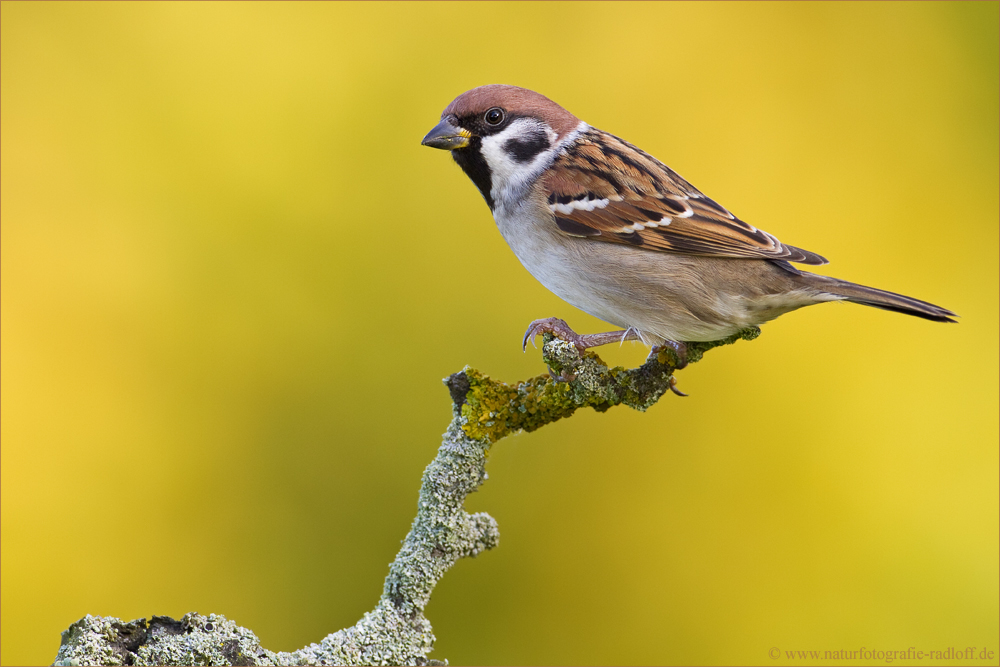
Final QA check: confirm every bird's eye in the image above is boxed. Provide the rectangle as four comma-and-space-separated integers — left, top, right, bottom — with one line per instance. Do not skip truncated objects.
485, 108, 505, 125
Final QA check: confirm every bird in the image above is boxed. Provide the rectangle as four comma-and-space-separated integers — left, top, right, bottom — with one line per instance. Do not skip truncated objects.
421, 84, 956, 371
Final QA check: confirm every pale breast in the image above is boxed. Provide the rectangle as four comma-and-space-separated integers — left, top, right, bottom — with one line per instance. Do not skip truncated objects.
492, 198, 827, 343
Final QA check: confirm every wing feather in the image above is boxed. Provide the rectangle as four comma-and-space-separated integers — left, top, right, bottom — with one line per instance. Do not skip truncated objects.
541, 129, 828, 265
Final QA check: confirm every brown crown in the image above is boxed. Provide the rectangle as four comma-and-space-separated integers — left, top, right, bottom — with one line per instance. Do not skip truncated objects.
442, 85, 581, 139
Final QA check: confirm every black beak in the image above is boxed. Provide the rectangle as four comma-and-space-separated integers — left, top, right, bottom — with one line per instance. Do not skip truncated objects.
421, 118, 471, 150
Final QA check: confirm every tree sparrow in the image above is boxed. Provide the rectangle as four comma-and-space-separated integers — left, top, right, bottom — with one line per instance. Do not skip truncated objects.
421, 85, 956, 366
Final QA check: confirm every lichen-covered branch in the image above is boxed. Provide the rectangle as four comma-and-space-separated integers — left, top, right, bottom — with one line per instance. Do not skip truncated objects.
52, 329, 759, 667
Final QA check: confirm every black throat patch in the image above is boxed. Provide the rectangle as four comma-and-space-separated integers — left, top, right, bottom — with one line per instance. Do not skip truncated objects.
451, 137, 495, 210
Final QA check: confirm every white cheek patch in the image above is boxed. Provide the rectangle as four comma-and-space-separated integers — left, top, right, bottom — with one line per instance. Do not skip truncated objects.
484, 120, 589, 211
481, 119, 551, 195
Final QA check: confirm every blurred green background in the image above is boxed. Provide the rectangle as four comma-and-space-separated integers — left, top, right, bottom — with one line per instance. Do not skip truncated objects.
2, 2, 997, 665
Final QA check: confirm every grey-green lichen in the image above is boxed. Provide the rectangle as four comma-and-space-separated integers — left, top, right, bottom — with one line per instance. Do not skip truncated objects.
52, 329, 758, 667
54, 613, 272, 666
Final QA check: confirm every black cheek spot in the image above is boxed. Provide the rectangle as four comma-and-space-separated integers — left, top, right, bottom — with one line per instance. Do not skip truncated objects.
503, 131, 550, 163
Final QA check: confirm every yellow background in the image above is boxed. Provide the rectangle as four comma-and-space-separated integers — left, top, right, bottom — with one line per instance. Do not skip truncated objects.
2, 2, 997, 665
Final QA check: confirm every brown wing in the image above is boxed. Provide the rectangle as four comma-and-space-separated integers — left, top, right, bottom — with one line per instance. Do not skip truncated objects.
541, 128, 827, 265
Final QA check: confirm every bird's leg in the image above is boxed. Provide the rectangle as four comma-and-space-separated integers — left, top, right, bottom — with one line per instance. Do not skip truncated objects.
522, 317, 643, 353
648, 340, 689, 369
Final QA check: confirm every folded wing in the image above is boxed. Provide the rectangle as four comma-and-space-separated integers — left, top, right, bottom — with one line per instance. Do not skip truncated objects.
541, 129, 827, 265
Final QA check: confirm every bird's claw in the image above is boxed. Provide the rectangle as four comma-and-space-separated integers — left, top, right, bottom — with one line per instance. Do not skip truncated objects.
647, 341, 689, 396
524, 318, 691, 394
522, 317, 587, 352
649, 340, 689, 370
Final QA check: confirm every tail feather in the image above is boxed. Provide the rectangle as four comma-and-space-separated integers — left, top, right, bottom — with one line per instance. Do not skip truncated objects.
819, 278, 957, 323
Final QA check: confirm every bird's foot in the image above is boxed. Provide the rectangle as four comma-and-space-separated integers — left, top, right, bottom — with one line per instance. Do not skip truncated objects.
646, 342, 689, 396
524, 318, 690, 395
649, 340, 689, 370
522, 317, 642, 353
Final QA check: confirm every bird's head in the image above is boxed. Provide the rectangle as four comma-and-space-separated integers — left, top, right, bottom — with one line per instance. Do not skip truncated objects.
422, 85, 581, 210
